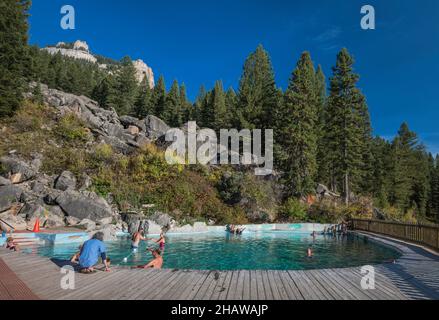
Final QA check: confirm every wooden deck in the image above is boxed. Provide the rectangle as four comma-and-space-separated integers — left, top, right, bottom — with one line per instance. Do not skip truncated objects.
0, 232, 438, 300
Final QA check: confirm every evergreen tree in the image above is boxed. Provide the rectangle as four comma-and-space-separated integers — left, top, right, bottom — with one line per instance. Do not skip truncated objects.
388, 123, 419, 211
193, 85, 207, 126
0, 0, 31, 117
237, 45, 279, 130
431, 156, 439, 222
31, 82, 44, 105
163, 80, 182, 127
179, 83, 191, 123
112, 56, 138, 115
280, 52, 318, 197
315, 65, 329, 184
323, 48, 371, 204
153, 75, 167, 118
92, 76, 117, 109
210, 81, 229, 132
132, 76, 153, 118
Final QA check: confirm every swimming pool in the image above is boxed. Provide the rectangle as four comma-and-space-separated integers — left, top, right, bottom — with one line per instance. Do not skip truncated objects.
24, 231, 401, 271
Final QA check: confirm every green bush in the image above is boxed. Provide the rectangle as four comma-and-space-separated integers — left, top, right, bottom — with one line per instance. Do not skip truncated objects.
55, 114, 89, 143
216, 171, 243, 205
278, 198, 308, 222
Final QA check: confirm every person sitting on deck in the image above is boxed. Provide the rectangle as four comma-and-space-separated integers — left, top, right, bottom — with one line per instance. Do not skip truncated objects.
135, 248, 163, 269
79, 232, 110, 273
131, 228, 147, 251
5, 237, 19, 252
70, 244, 83, 263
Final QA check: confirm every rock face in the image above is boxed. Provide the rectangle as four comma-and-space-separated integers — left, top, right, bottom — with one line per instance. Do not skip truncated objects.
43, 41, 154, 87
0, 185, 23, 213
56, 190, 113, 221
132, 59, 155, 88
0, 156, 37, 183
44, 41, 97, 63
145, 115, 170, 140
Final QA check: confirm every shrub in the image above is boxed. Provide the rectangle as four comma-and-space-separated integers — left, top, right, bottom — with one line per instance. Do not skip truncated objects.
216, 171, 243, 205
55, 114, 89, 143
278, 198, 308, 222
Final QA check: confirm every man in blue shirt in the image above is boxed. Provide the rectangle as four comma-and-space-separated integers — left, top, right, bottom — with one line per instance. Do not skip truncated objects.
79, 232, 110, 273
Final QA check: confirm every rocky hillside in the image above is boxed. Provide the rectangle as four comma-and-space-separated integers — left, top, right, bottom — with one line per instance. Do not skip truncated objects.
44, 40, 155, 88
0, 84, 282, 237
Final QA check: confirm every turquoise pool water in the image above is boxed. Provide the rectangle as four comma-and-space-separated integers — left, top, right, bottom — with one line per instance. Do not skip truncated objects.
24, 231, 401, 270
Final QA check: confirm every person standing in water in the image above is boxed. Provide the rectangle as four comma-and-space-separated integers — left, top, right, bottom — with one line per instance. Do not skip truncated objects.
153, 232, 166, 253
131, 228, 148, 252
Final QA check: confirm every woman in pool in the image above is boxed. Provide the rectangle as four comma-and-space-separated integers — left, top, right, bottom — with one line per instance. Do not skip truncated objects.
151, 232, 166, 252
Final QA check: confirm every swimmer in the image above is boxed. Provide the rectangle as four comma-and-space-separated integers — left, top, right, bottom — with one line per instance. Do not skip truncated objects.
307, 247, 313, 258
131, 228, 147, 251
135, 249, 163, 269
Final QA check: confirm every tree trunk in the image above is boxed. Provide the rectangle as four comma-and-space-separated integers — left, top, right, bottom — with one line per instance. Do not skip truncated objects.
344, 173, 349, 205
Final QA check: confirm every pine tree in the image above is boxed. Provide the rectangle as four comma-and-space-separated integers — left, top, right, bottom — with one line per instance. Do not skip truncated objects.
153, 75, 167, 118
323, 48, 371, 204
211, 81, 229, 132
193, 85, 207, 125
179, 83, 191, 123
163, 80, 181, 127
0, 0, 31, 117
431, 156, 439, 222
280, 52, 318, 197
388, 123, 419, 212
112, 56, 138, 115
132, 76, 153, 118
315, 65, 328, 184
237, 45, 279, 130
31, 82, 44, 105
92, 76, 117, 109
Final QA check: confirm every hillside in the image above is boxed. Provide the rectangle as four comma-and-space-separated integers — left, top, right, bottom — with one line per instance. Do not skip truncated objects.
0, 84, 284, 236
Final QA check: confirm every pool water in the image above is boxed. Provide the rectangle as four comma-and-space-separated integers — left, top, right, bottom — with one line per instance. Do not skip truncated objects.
24, 231, 401, 271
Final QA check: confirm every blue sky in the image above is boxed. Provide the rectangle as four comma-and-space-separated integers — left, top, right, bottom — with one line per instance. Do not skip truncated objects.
28, 0, 439, 154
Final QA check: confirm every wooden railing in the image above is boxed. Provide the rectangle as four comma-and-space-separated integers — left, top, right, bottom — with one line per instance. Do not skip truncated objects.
350, 219, 439, 251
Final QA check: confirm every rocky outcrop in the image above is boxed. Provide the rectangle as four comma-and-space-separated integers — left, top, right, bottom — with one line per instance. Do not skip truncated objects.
43, 41, 154, 87
0, 185, 23, 213
56, 190, 113, 221
133, 59, 155, 88
0, 156, 37, 183
145, 115, 170, 140
44, 41, 98, 63
54, 171, 77, 191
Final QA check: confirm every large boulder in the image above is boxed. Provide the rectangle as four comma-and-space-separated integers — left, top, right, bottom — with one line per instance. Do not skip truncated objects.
0, 177, 11, 186
78, 218, 97, 232
149, 212, 173, 228
19, 203, 45, 221
56, 190, 112, 221
43, 214, 65, 229
98, 224, 118, 241
146, 220, 162, 235
100, 135, 135, 155
0, 156, 36, 183
54, 171, 77, 191
121, 212, 144, 234
0, 185, 23, 213
144, 115, 170, 140
119, 115, 146, 132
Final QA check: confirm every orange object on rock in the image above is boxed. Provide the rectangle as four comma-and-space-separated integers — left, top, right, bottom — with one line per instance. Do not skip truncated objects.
32, 218, 40, 233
